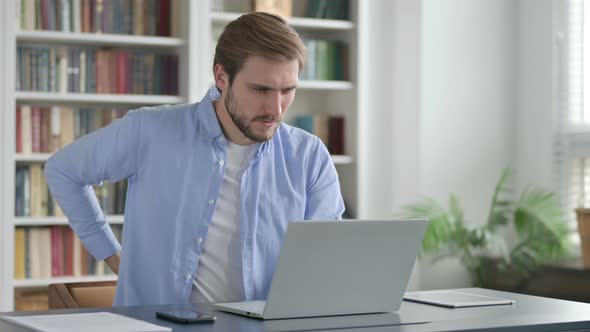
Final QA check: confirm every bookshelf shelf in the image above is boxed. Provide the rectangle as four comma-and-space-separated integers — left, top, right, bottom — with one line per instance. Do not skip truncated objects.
211, 12, 355, 31
13, 275, 117, 288
298, 80, 353, 90
207, 80, 352, 91
15, 92, 185, 106
13, 216, 124, 227
331, 155, 353, 164
15, 154, 52, 162
16, 31, 186, 48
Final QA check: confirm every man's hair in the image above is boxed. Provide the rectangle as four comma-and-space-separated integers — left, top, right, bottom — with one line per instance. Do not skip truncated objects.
214, 12, 306, 86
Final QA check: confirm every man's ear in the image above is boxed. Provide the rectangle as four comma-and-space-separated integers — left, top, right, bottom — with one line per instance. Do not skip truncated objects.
213, 64, 229, 92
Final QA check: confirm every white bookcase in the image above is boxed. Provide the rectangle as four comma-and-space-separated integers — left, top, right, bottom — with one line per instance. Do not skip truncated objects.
0, 0, 367, 311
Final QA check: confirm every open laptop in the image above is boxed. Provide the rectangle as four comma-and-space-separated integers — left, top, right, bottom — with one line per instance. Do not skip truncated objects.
212, 219, 428, 320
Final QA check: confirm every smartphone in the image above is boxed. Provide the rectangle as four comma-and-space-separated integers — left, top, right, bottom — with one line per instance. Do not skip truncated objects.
155, 310, 216, 324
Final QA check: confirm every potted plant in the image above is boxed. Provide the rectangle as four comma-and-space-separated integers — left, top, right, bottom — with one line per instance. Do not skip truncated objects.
401, 167, 572, 287
575, 208, 590, 267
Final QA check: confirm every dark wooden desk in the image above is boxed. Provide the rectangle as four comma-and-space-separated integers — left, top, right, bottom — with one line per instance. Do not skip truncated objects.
1, 288, 590, 331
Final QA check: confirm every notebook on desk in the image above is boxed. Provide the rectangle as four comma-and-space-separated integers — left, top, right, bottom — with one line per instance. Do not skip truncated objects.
404, 290, 515, 308
212, 219, 428, 320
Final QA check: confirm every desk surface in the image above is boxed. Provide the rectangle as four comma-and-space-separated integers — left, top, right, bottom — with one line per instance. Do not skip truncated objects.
2, 288, 590, 332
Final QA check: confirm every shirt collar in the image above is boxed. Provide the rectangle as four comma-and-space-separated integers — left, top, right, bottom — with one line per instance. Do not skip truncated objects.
195, 85, 223, 140
197, 85, 272, 154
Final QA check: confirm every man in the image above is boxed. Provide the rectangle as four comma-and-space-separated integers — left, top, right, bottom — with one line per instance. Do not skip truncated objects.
45, 12, 345, 307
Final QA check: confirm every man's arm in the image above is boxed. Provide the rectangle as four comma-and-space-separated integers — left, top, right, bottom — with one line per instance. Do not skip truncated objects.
105, 253, 120, 275
305, 139, 346, 219
44, 111, 141, 267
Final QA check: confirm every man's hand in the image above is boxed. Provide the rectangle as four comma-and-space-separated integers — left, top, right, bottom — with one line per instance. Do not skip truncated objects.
105, 254, 121, 275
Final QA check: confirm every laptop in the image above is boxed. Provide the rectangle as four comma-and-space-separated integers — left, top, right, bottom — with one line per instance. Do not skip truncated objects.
212, 219, 428, 320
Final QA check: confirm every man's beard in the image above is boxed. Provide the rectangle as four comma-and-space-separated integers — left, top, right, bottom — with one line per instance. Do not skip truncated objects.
224, 85, 280, 142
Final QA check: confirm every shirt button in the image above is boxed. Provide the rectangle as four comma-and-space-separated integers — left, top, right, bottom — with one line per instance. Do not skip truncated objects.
208, 199, 215, 205
218, 160, 224, 166
185, 274, 192, 281
197, 237, 203, 245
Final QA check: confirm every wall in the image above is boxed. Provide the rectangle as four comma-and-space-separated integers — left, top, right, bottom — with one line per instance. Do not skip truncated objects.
515, 0, 555, 193
357, 0, 396, 219
418, 0, 517, 289
389, 0, 423, 290
358, 0, 521, 289
357, 0, 423, 289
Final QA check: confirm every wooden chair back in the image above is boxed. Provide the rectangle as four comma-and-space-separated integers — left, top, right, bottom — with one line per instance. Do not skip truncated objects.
48, 281, 117, 309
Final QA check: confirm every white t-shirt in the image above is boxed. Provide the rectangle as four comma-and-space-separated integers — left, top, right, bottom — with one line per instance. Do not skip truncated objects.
190, 141, 258, 303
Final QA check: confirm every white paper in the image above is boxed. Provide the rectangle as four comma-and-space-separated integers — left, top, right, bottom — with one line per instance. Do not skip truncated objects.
0, 311, 171, 332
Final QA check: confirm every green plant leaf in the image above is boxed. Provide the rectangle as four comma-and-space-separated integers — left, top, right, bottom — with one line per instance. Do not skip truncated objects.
513, 188, 570, 262
449, 194, 464, 226
486, 167, 513, 230
401, 197, 455, 253
398, 166, 572, 288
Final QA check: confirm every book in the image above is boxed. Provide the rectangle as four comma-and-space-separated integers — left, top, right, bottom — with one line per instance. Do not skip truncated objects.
28, 228, 41, 278
49, 106, 61, 153
72, 0, 82, 32
21, 105, 32, 154
39, 228, 51, 278
73, 233, 82, 277
22, 0, 36, 30
301, 39, 316, 80
24, 228, 31, 278
0, 312, 171, 332
16, 106, 22, 153
63, 227, 74, 276
30, 107, 41, 153
23, 167, 31, 217
15, 167, 26, 216
40, 108, 49, 152
328, 117, 345, 155
14, 228, 26, 279
29, 165, 43, 217
60, 106, 75, 148
50, 226, 64, 277
294, 114, 345, 154
306, 0, 348, 19
255, 0, 292, 17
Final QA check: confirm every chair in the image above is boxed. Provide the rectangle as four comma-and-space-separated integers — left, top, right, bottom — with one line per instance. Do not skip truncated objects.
48, 281, 117, 309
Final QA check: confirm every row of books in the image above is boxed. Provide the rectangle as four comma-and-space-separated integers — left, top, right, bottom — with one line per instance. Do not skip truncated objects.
16, 46, 179, 95
294, 114, 345, 155
19, 0, 172, 36
300, 40, 348, 81
15, 164, 128, 217
306, 0, 349, 20
16, 105, 128, 154
14, 225, 123, 279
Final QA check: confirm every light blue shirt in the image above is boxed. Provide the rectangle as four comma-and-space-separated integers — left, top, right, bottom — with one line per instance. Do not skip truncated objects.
44, 86, 345, 306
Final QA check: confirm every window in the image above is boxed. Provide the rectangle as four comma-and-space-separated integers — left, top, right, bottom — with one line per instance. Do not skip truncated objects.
562, 0, 590, 241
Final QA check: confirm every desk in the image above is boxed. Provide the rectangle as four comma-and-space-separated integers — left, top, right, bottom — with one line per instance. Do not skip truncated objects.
1, 288, 590, 331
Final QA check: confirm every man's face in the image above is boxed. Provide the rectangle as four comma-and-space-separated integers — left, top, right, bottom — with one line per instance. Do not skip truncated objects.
222, 56, 299, 142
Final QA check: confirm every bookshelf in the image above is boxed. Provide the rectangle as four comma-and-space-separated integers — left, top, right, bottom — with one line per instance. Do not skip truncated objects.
14, 216, 124, 227
16, 30, 186, 47
15, 92, 185, 105
0, 0, 365, 311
